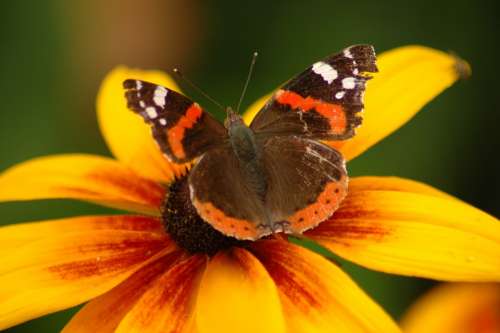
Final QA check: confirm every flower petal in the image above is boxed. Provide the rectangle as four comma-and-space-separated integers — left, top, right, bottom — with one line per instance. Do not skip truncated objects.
98, 67, 189, 183
330, 45, 468, 160
0, 215, 172, 330
63, 250, 184, 333
242, 93, 272, 125
307, 178, 500, 281
115, 255, 206, 333
348, 176, 457, 200
196, 247, 287, 333
251, 240, 401, 333
401, 283, 500, 333
0, 154, 165, 215
242, 46, 467, 161
0, 215, 164, 255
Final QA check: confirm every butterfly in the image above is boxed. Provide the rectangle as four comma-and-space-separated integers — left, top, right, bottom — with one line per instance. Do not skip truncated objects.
124, 44, 378, 240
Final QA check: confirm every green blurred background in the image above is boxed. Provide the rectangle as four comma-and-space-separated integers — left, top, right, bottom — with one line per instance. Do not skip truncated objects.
1, 0, 498, 331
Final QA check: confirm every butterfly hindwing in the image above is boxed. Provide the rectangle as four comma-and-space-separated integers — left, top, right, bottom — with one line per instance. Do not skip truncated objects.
261, 136, 348, 234
188, 146, 272, 240
124, 79, 227, 163
188, 135, 348, 240
250, 45, 378, 140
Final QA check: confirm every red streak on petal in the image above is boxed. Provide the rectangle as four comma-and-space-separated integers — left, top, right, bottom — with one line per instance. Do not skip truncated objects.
86, 169, 165, 208
128, 255, 205, 331
159, 255, 204, 311
251, 241, 325, 311
64, 250, 187, 333
87, 215, 164, 233
309, 217, 392, 243
468, 302, 500, 333
48, 237, 169, 280
224, 248, 263, 281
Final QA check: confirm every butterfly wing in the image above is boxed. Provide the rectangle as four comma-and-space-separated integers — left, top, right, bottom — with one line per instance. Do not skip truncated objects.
261, 136, 348, 234
189, 136, 348, 240
124, 79, 227, 163
250, 45, 377, 140
188, 146, 272, 240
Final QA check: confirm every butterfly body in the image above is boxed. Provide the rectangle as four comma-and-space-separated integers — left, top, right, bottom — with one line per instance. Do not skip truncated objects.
226, 108, 261, 173
124, 45, 378, 240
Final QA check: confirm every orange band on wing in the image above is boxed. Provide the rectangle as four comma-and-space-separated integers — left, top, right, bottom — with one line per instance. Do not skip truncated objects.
275, 90, 347, 134
192, 198, 261, 240
167, 103, 203, 159
286, 178, 347, 234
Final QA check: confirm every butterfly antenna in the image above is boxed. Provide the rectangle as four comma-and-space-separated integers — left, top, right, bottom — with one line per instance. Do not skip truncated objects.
236, 51, 258, 113
172, 68, 225, 111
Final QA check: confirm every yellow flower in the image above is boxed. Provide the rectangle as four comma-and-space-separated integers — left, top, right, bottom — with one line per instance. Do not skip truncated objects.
0, 45, 498, 333
401, 283, 500, 333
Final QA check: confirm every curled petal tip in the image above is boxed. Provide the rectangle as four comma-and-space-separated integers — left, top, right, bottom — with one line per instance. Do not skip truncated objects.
450, 52, 472, 79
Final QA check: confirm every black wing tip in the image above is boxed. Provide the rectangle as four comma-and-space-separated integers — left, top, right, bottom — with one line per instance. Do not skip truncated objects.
122, 80, 151, 116
123, 79, 160, 90
123, 91, 142, 112
344, 44, 379, 74
123, 79, 136, 89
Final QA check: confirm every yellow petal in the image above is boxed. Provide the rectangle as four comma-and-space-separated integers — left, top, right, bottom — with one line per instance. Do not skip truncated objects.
0, 215, 163, 256
348, 176, 458, 201
0, 215, 173, 330
251, 240, 401, 333
63, 250, 183, 333
401, 283, 500, 333
0, 154, 165, 215
98, 66, 189, 183
330, 45, 468, 160
242, 93, 272, 125
307, 178, 500, 281
242, 46, 467, 161
115, 255, 206, 333
196, 247, 287, 333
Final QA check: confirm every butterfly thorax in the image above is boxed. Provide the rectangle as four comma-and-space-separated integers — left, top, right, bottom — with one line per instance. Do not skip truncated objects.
225, 107, 267, 201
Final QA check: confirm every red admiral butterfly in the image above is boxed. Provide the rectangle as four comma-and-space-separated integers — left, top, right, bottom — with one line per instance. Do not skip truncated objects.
124, 45, 378, 240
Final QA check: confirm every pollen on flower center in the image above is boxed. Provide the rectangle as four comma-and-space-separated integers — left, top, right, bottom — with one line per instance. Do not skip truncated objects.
161, 175, 246, 255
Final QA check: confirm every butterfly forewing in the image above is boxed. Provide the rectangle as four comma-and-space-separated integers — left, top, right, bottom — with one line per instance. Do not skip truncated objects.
123, 79, 227, 163
250, 45, 378, 140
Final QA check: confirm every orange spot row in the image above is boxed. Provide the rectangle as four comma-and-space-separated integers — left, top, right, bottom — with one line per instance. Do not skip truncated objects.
286, 179, 347, 234
192, 199, 260, 240
275, 90, 347, 134
167, 103, 203, 160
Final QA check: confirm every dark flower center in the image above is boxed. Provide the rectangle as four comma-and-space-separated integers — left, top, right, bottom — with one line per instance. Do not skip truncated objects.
161, 175, 246, 255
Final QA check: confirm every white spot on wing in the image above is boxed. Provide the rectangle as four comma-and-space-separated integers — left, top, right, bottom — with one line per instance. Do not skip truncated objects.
135, 80, 142, 89
344, 49, 353, 59
298, 110, 309, 133
153, 86, 168, 108
312, 61, 338, 84
145, 106, 158, 119
335, 91, 345, 99
342, 77, 356, 89
139, 101, 146, 108
159, 118, 167, 126
189, 183, 195, 201
353, 68, 359, 75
